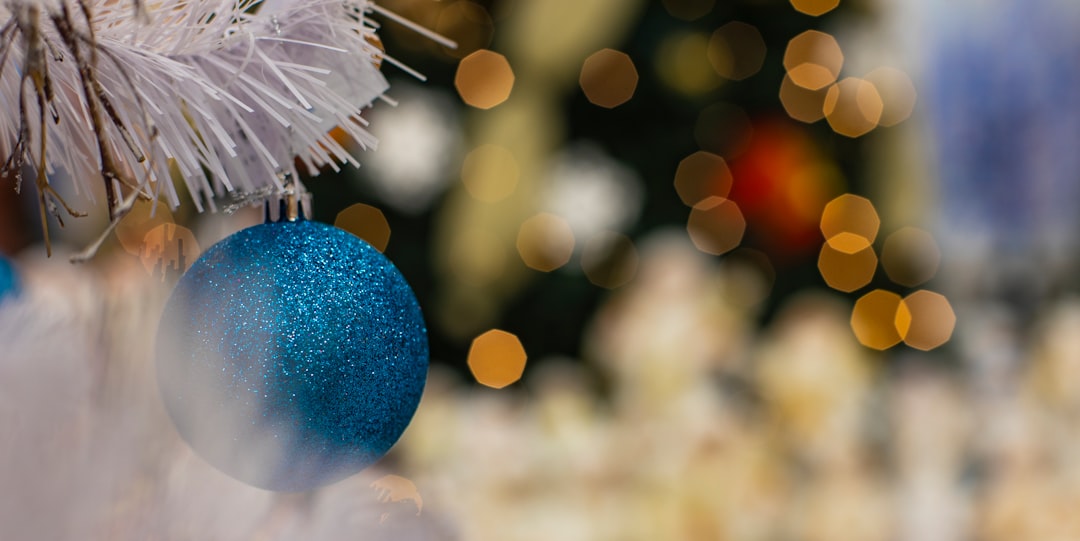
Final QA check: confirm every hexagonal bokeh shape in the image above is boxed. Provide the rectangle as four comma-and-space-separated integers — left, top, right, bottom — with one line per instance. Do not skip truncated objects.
118, 199, 175, 256
656, 31, 722, 96
820, 193, 880, 243
851, 289, 904, 350
581, 232, 638, 289
864, 67, 917, 128
823, 77, 883, 138
580, 49, 639, 109
468, 329, 528, 389
687, 196, 746, 256
818, 240, 876, 292
455, 50, 515, 109
783, 30, 843, 90
897, 290, 956, 351
434, 1, 494, 59
335, 203, 391, 252
780, 73, 828, 123
674, 151, 732, 207
708, 22, 766, 81
881, 227, 941, 287
141, 223, 200, 280
826, 231, 872, 255
517, 213, 575, 272
790, 0, 840, 16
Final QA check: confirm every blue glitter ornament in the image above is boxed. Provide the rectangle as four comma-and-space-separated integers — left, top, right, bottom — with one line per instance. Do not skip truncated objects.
156, 216, 428, 492
0, 255, 17, 302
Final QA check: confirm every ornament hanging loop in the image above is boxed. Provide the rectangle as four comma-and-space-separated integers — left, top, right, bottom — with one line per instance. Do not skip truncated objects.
265, 171, 312, 223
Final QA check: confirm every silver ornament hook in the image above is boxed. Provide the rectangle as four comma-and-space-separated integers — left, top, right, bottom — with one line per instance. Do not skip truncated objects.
264, 171, 312, 223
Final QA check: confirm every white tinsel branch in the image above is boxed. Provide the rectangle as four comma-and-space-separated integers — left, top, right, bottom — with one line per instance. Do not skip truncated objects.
0, 0, 429, 256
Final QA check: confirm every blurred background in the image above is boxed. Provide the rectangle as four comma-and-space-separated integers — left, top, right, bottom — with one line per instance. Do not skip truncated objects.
5, 0, 1080, 539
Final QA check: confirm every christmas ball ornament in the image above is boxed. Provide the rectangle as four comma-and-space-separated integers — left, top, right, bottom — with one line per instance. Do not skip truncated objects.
156, 216, 428, 492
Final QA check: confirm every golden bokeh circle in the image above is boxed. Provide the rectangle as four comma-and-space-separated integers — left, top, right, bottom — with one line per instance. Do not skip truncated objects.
434, 1, 494, 58
708, 22, 766, 81
820, 193, 880, 243
687, 197, 746, 256
117, 199, 174, 256
656, 32, 723, 96
468, 329, 528, 389
851, 289, 904, 350
864, 67, 918, 128
791, 0, 840, 16
783, 30, 843, 90
823, 77, 883, 138
580, 48, 639, 109
898, 290, 956, 351
818, 240, 877, 292
779, 73, 828, 123
674, 151, 732, 207
516, 213, 576, 272
140, 223, 200, 280
455, 49, 515, 109
334, 203, 391, 253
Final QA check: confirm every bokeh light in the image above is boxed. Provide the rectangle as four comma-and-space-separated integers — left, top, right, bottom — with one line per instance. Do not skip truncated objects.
581, 232, 638, 289
783, 30, 844, 90
116, 200, 174, 256
881, 227, 941, 287
543, 142, 644, 244
334, 203, 391, 253
820, 194, 880, 244
779, 73, 828, 123
365, 84, 461, 215
467, 329, 528, 389
728, 119, 842, 256
790, 0, 840, 16
725, 248, 776, 308
707, 22, 766, 81
434, 1, 495, 58
687, 196, 746, 256
897, 290, 956, 351
864, 67, 917, 128
656, 32, 722, 96
140, 223, 200, 280
579, 48, 639, 109
516, 213, 575, 272
818, 241, 877, 292
455, 49, 515, 109
823, 77, 883, 138
674, 151, 732, 207
826, 231, 872, 254
851, 289, 904, 350
461, 144, 520, 203
370, 474, 424, 516
661, 0, 715, 21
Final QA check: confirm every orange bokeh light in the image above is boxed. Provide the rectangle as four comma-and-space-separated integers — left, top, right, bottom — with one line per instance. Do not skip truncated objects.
468, 329, 528, 389
455, 50, 515, 109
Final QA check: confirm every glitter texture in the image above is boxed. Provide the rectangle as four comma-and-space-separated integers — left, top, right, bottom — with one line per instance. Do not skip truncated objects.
156, 219, 428, 492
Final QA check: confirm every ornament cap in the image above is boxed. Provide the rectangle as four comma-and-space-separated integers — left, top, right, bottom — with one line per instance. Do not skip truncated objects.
264, 172, 313, 223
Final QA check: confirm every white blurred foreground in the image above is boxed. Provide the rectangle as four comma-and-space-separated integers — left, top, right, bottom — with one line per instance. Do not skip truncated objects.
3, 232, 1080, 540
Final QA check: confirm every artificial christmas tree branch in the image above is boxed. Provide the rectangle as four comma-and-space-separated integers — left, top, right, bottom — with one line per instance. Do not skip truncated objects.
0, 0, 427, 260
